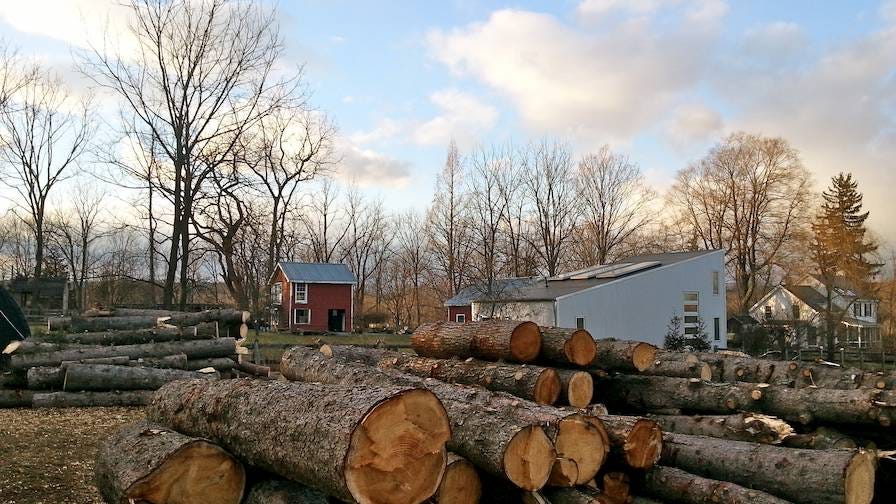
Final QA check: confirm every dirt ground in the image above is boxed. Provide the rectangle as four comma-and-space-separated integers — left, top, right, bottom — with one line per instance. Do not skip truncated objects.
0, 407, 145, 503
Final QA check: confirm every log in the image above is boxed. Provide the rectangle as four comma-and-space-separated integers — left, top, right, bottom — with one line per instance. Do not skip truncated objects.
34, 324, 219, 346
70, 315, 168, 332
648, 413, 794, 445
411, 320, 542, 362
64, 363, 218, 391
661, 432, 876, 504
642, 358, 713, 380
322, 345, 560, 404
592, 339, 657, 372
26, 366, 65, 389
556, 369, 593, 408
244, 479, 329, 504
641, 465, 792, 504
540, 327, 596, 366
596, 414, 664, 470
602, 472, 631, 504
32, 390, 153, 407
432, 452, 482, 503
130, 353, 188, 369
281, 346, 558, 490
9, 338, 237, 369
47, 316, 71, 331
124, 308, 250, 326
782, 426, 857, 450
61, 356, 131, 366
4, 340, 92, 354
542, 487, 614, 504
95, 420, 245, 504
148, 378, 452, 504
235, 359, 271, 378
0, 371, 27, 388
547, 457, 578, 487
0, 389, 33, 407
185, 357, 236, 371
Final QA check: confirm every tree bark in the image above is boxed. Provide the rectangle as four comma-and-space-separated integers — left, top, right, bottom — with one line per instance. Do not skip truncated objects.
647, 413, 794, 445
542, 487, 614, 504
641, 465, 792, 504
130, 354, 188, 369
26, 366, 65, 389
32, 390, 153, 407
9, 338, 237, 369
556, 369, 593, 408
185, 357, 236, 371
412, 320, 542, 362
0, 389, 33, 407
431, 452, 482, 504
781, 427, 857, 450
591, 339, 657, 372
47, 316, 71, 331
115, 308, 249, 326
661, 432, 876, 504
28, 324, 219, 346
147, 379, 451, 504
244, 479, 330, 504
70, 315, 168, 333
235, 360, 270, 378
95, 420, 245, 504
641, 358, 713, 380
540, 327, 596, 367
63, 363, 217, 391
0, 371, 27, 388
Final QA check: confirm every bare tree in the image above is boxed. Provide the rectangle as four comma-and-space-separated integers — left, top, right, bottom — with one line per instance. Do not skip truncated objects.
301, 177, 350, 263
82, 0, 294, 308
496, 147, 532, 277
576, 146, 655, 266
427, 141, 472, 299
47, 187, 107, 310
395, 210, 429, 327
342, 187, 390, 329
0, 69, 92, 279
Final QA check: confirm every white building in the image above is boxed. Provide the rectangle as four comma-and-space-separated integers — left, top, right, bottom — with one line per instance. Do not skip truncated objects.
445, 250, 727, 349
748, 274, 880, 349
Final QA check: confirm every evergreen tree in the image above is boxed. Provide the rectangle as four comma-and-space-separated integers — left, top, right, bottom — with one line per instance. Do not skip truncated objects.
664, 315, 685, 351
810, 173, 879, 357
689, 316, 711, 352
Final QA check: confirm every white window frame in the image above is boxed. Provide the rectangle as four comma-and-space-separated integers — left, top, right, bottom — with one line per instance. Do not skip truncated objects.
455, 313, 466, 323
294, 308, 311, 325
712, 271, 720, 296
576, 317, 585, 330
270, 283, 282, 305
294, 283, 308, 304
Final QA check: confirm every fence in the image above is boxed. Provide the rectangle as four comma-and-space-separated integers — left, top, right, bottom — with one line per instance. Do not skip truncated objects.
793, 348, 896, 370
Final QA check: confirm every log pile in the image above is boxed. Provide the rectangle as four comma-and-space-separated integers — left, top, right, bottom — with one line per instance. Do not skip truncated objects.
0, 308, 248, 407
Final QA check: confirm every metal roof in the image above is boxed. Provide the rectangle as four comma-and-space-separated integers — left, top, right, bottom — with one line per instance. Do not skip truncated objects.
276, 262, 357, 284
445, 250, 720, 306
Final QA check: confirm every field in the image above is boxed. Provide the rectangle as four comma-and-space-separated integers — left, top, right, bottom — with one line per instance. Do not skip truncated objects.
0, 407, 145, 503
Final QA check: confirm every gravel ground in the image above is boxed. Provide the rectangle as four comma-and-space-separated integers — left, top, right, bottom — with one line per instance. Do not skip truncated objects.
0, 407, 145, 503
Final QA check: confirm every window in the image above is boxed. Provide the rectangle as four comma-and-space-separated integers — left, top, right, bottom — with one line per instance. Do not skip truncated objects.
792, 304, 800, 320
294, 283, 308, 303
764, 305, 772, 320
455, 313, 466, 323
294, 308, 311, 325
864, 303, 871, 317
576, 317, 585, 330
682, 292, 700, 336
270, 283, 282, 305
713, 318, 720, 341
712, 271, 720, 295
854, 303, 861, 317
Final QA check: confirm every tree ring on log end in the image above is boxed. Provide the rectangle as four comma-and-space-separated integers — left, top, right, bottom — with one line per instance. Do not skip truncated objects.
699, 363, 712, 381
503, 425, 555, 491
565, 330, 597, 366
844, 450, 875, 504
554, 413, 609, 485
534, 369, 562, 405
565, 371, 594, 408
345, 388, 451, 504
632, 343, 657, 372
509, 321, 542, 362
622, 419, 663, 470
437, 457, 482, 504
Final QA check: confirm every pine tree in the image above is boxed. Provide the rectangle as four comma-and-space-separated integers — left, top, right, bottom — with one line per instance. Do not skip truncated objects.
664, 315, 685, 350
810, 173, 879, 358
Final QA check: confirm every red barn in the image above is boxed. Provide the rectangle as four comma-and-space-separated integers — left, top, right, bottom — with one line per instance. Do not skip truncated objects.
269, 262, 356, 333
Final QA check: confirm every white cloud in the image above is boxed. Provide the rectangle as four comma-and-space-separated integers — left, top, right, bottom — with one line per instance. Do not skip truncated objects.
334, 138, 412, 188
662, 103, 723, 149
413, 89, 498, 147
0, 1, 135, 54
576, 0, 662, 20
349, 118, 405, 145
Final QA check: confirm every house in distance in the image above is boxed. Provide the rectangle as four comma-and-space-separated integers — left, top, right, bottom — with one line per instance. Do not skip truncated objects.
269, 262, 356, 333
445, 250, 727, 349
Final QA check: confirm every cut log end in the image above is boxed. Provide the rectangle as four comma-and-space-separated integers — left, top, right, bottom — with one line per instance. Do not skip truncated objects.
548, 457, 579, 487
565, 330, 597, 366
845, 450, 876, 504
632, 343, 657, 372
438, 456, 482, 504
345, 388, 451, 504
503, 425, 556, 491
699, 363, 712, 381
510, 321, 542, 362
624, 419, 663, 470
128, 440, 245, 504
555, 414, 609, 485
564, 371, 594, 409
534, 369, 562, 405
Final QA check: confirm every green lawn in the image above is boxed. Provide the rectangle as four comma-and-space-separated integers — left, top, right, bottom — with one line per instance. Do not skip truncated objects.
243, 331, 411, 346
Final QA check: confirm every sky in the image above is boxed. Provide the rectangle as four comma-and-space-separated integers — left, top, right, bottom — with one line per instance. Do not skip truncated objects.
0, 0, 894, 247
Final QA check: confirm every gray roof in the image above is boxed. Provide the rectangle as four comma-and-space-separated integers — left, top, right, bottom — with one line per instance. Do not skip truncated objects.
445, 250, 720, 306
277, 262, 356, 284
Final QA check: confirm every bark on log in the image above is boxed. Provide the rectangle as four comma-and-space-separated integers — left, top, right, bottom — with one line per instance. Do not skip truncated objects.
782, 427, 857, 450
0, 389, 32, 407
432, 452, 482, 504
129, 353, 188, 369
235, 359, 271, 378
591, 339, 657, 372
185, 357, 236, 371
70, 315, 168, 333
64, 363, 218, 391
281, 346, 558, 490
647, 413, 794, 445
0, 371, 26, 388
556, 369, 593, 408
642, 358, 713, 380
540, 327, 596, 367
27, 366, 65, 389
47, 316, 71, 331
4, 340, 93, 354
9, 338, 237, 369
111, 308, 249, 326
542, 487, 614, 504
321, 345, 560, 405
148, 378, 451, 504
641, 465, 792, 504
661, 432, 876, 504
411, 320, 542, 362
34, 324, 219, 346
32, 390, 153, 408
602, 471, 631, 504
95, 420, 245, 504
61, 356, 131, 367
244, 479, 330, 504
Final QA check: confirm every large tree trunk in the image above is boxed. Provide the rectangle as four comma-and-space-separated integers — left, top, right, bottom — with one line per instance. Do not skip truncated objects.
0, 389, 33, 407
148, 379, 451, 504
321, 345, 560, 405
648, 413, 794, 445
540, 327, 596, 366
661, 432, 876, 504
63, 363, 217, 391
32, 390, 153, 407
432, 452, 482, 504
70, 315, 168, 333
26, 324, 218, 346
26, 366, 65, 390
411, 320, 542, 362
591, 340, 657, 372
244, 479, 329, 504
95, 420, 245, 504
281, 345, 561, 490
641, 465, 792, 504
8, 338, 237, 369
556, 369, 593, 408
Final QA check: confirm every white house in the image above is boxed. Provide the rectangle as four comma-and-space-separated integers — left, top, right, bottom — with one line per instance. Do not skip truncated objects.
445, 250, 727, 349
748, 274, 880, 349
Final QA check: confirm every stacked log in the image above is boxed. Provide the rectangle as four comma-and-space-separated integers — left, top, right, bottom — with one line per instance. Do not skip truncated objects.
412, 320, 542, 362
